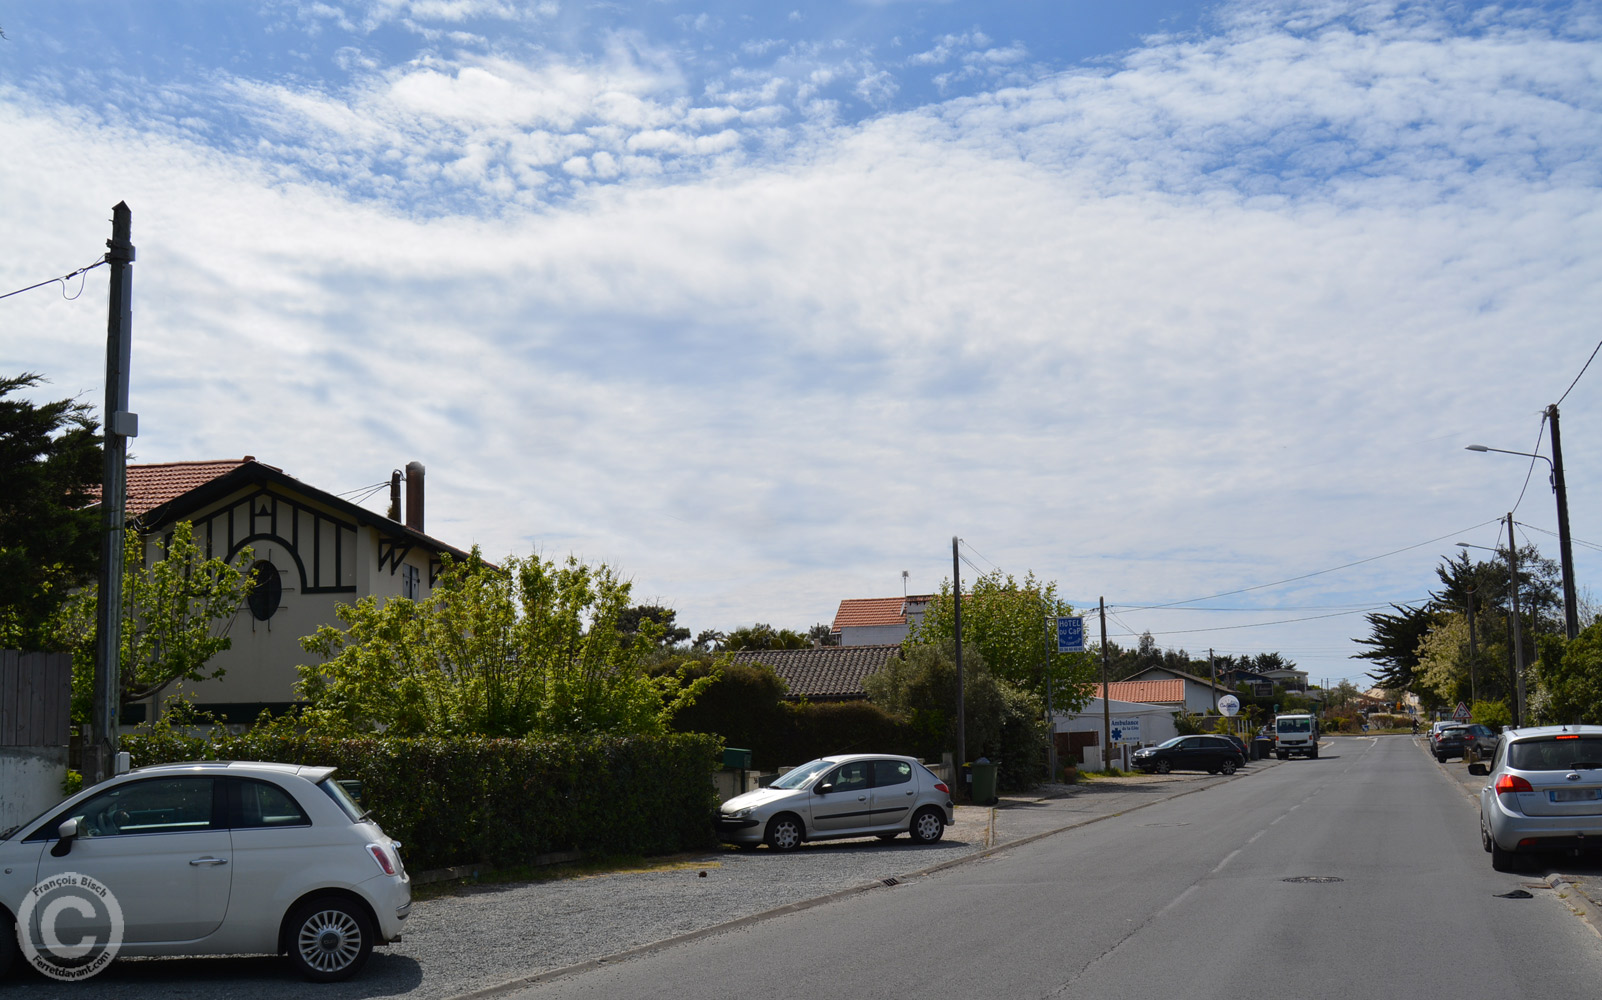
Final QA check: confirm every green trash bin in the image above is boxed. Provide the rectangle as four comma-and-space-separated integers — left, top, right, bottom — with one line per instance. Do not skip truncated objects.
969, 758, 998, 805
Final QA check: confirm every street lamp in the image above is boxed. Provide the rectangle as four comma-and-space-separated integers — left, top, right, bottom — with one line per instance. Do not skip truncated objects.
1458, 521, 1526, 727
1466, 404, 1578, 640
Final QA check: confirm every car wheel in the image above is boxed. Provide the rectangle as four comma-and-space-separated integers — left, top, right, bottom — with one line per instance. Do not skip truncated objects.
1309, 748, 1318, 760
1436, 753, 1446, 763
1153, 759, 1172, 774
286, 897, 374, 982
1490, 838, 1518, 873
765, 813, 804, 852
1480, 815, 1493, 853
910, 807, 945, 844
1277, 752, 1288, 761
1220, 758, 1238, 775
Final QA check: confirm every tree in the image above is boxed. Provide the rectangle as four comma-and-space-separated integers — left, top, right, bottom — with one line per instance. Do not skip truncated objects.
0, 373, 101, 650
865, 641, 1046, 791
807, 622, 839, 647
1354, 603, 1438, 691
1413, 614, 1472, 706
908, 569, 1094, 711
298, 550, 711, 737
619, 604, 691, 647
1534, 624, 1602, 726
49, 521, 254, 720
723, 623, 810, 651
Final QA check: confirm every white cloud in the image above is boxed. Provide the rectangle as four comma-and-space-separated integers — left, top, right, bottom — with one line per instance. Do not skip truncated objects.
2, 1, 1599, 681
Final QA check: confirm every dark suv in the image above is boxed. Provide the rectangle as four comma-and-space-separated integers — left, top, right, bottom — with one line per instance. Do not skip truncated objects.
1132, 735, 1245, 775
1435, 724, 1497, 762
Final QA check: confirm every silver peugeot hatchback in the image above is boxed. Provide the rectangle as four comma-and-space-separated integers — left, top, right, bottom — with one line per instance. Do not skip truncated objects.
716, 754, 955, 851
1471, 725, 1602, 871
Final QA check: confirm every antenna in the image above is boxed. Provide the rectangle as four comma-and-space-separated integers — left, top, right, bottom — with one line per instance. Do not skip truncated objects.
901, 570, 909, 597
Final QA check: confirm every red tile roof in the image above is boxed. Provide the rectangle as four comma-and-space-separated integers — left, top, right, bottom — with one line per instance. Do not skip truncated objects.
1090, 679, 1187, 706
729, 644, 902, 700
831, 595, 935, 632
119, 458, 270, 516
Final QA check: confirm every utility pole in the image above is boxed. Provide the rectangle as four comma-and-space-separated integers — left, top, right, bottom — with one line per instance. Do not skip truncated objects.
1506, 513, 1527, 727
1466, 587, 1478, 705
952, 537, 965, 795
1209, 649, 1217, 713
1041, 595, 1056, 781
91, 202, 137, 786
1547, 404, 1579, 640
1100, 597, 1111, 770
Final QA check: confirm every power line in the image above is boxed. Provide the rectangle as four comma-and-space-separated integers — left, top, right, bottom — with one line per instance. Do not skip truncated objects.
1558, 337, 1602, 406
1510, 414, 1548, 516
0, 255, 108, 302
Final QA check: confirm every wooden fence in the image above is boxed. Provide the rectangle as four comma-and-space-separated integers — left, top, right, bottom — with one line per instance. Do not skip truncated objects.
0, 650, 72, 747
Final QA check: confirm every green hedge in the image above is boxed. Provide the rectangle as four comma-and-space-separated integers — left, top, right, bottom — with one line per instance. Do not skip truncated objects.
120, 731, 723, 871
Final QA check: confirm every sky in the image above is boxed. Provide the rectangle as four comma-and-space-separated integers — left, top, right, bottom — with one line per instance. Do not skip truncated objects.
2, 0, 1600, 690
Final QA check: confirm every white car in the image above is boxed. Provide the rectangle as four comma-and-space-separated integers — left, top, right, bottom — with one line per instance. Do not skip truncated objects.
716, 754, 955, 850
0, 761, 410, 982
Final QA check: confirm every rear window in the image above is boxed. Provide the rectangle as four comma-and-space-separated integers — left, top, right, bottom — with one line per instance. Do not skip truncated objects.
1277, 719, 1312, 733
1507, 737, 1602, 771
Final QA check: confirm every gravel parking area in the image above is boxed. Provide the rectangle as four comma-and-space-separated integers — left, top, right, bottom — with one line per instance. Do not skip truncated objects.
1, 768, 1242, 1000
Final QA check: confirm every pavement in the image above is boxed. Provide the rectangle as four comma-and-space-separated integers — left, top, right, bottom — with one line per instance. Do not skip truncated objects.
1423, 734, 1602, 938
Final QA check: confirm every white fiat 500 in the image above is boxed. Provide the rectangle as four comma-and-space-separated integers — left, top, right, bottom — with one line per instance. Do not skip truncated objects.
0, 761, 410, 981
716, 754, 955, 851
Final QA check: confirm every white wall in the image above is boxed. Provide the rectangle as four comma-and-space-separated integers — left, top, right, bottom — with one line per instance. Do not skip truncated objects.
0, 746, 67, 831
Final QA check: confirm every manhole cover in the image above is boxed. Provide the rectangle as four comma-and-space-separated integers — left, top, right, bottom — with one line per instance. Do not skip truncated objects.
1281, 876, 1344, 884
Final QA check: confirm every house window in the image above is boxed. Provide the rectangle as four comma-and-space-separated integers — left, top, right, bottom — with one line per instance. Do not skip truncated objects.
402, 564, 421, 600
248, 561, 282, 621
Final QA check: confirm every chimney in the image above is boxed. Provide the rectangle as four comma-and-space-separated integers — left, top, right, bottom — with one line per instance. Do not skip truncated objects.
405, 462, 425, 532
387, 470, 402, 521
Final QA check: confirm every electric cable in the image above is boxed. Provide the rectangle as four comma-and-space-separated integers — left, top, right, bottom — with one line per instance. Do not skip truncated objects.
0, 255, 108, 302
1557, 337, 1602, 406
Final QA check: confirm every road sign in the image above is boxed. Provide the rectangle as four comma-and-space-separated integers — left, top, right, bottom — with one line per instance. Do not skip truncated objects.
1055, 616, 1085, 653
1454, 701, 1471, 721
1218, 694, 1240, 717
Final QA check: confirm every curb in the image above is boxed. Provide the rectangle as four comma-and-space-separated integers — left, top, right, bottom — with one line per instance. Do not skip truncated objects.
443, 765, 1273, 1000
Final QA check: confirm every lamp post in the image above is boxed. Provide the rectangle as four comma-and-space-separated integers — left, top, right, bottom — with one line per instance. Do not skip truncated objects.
1459, 521, 1526, 726
1467, 411, 1578, 640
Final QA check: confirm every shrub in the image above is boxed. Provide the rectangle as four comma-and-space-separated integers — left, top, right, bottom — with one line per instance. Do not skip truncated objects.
120, 729, 722, 871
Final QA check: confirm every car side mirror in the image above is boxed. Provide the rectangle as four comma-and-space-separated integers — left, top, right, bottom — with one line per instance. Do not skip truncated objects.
815, 783, 833, 795
50, 818, 78, 858
1467, 762, 1489, 777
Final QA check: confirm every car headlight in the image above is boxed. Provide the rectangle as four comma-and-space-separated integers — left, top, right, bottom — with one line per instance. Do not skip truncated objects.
726, 807, 754, 819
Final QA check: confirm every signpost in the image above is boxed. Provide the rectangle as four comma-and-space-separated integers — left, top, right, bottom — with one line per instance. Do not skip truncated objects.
1056, 616, 1085, 654
1453, 702, 1471, 722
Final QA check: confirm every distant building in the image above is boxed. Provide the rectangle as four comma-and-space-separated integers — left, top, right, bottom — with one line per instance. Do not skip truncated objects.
830, 595, 935, 646
727, 644, 902, 701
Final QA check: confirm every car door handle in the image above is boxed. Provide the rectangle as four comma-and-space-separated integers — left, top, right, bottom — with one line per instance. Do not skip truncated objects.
189, 857, 229, 866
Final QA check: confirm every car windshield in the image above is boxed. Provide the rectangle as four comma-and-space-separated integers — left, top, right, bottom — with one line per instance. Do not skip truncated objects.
770, 759, 833, 789
1277, 719, 1311, 733
1508, 736, 1602, 771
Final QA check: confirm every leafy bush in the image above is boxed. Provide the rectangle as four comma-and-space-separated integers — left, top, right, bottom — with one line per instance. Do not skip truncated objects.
120, 729, 722, 871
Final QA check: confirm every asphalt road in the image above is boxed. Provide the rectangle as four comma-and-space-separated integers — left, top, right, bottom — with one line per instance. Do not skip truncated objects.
499, 735, 1602, 999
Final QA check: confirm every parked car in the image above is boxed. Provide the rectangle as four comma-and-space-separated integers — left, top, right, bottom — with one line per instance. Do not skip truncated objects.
1131, 735, 1244, 775
0, 761, 410, 982
1435, 723, 1496, 762
1472, 725, 1602, 872
716, 754, 955, 851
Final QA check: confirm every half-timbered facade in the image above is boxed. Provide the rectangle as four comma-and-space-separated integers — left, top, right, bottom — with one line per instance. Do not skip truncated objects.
124, 457, 471, 724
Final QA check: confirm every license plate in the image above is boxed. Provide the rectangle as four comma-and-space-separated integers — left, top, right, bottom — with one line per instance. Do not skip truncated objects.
1550, 788, 1600, 803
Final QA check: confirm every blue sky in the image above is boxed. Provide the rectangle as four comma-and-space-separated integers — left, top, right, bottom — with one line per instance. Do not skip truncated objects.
3, 0, 1601, 688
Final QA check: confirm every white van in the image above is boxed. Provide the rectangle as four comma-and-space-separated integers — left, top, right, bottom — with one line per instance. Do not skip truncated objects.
1274, 714, 1320, 760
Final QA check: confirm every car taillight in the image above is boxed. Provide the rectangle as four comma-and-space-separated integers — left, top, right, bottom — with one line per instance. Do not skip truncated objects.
933, 782, 950, 795
1495, 774, 1534, 796
367, 843, 398, 876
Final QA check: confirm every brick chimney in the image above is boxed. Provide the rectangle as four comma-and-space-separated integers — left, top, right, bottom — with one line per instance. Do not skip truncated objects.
405, 461, 425, 532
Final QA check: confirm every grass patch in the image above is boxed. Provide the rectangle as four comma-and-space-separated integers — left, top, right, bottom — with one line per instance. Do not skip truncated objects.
1076, 768, 1134, 781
